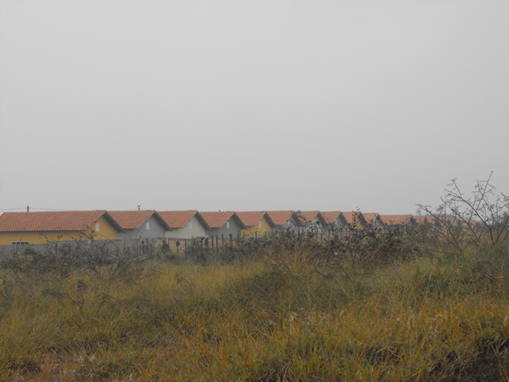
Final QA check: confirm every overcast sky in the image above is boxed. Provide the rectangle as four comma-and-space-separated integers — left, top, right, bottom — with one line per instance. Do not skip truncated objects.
0, 0, 508, 214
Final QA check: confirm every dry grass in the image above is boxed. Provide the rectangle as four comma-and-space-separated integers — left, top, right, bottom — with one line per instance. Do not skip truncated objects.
1, 235, 509, 381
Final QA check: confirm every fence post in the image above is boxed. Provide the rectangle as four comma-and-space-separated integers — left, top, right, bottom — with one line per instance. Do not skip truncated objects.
221, 234, 224, 246
229, 234, 233, 246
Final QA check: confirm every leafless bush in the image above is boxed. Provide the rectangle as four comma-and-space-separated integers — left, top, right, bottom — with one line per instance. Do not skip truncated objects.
417, 172, 509, 256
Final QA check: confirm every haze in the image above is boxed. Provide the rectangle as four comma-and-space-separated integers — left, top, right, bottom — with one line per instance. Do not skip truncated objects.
1, 0, 508, 214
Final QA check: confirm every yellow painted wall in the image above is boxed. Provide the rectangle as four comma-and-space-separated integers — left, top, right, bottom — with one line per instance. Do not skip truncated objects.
241, 216, 273, 237
89, 216, 119, 240
0, 216, 118, 245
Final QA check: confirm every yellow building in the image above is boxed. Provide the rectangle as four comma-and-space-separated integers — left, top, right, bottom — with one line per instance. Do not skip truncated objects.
236, 211, 274, 237
0, 210, 123, 245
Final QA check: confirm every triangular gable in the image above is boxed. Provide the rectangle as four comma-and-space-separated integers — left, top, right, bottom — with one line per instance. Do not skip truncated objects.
321, 211, 341, 224
320, 211, 348, 227
362, 213, 380, 224
265, 211, 294, 226
342, 212, 365, 225
109, 210, 171, 231
158, 210, 209, 230
236, 211, 275, 229
293, 211, 324, 226
200, 212, 246, 229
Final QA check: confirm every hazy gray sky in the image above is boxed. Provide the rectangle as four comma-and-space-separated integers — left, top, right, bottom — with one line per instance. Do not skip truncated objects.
1, 0, 508, 214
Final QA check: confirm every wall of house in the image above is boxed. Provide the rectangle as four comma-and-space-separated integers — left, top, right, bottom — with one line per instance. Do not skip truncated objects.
165, 215, 207, 239
308, 217, 325, 233
0, 216, 118, 245
0, 231, 83, 245
372, 218, 382, 230
91, 216, 119, 240
206, 217, 243, 239
117, 215, 167, 239
241, 217, 272, 237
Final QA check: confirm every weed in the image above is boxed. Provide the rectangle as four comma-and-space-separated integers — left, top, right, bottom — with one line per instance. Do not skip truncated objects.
0, 178, 508, 380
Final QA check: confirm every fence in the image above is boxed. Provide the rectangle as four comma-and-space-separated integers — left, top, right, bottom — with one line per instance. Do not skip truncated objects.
0, 227, 391, 258
0, 238, 157, 257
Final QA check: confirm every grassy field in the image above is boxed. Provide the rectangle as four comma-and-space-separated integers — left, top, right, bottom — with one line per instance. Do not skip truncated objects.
0, 229, 509, 381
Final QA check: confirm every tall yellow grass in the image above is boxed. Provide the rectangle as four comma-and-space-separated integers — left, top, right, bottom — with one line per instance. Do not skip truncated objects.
1, 239, 509, 381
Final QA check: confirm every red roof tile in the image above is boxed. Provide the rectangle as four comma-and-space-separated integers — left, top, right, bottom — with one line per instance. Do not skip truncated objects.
362, 213, 380, 224
408, 216, 436, 226
414, 215, 428, 224
379, 215, 414, 225
158, 210, 203, 229
265, 211, 294, 226
464, 219, 482, 228
296, 211, 321, 225
342, 212, 363, 224
445, 217, 462, 227
200, 212, 237, 229
236, 211, 266, 227
425, 216, 439, 226
0, 210, 121, 232
108, 210, 157, 230
320, 211, 342, 224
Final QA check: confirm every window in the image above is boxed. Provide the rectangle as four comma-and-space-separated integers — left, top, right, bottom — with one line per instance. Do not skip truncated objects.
189, 222, 192, 229
95, 223, 100, 232
12, 241, 29, 245
146, 222, 150, 230
259, 221, 262, 228
226, 221, 230, 229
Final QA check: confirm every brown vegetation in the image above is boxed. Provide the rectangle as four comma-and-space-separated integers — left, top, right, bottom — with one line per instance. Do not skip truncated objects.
1, 177, 508, 381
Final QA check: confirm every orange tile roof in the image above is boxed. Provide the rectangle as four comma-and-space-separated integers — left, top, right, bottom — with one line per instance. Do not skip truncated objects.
265, 211, 294, 226
425, 216, 439, 226
464, 219, 482, 228
418, 216, 447, 227
200, 212, 243, 229
362, 213, 380, 224
0, 210, 122, 232
445, 217, 462, 227
413, 215, 427, 224
342, 212, 363, 224
379, 215, 414, 225
236, 211, 266, 227
296, 211, 321, 225
320, 211, 342, 224
108, 210, 158, 230
158, 210, 205, 229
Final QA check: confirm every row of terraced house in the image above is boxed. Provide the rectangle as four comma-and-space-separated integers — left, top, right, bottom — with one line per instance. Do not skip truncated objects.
0, 209, 455, 246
